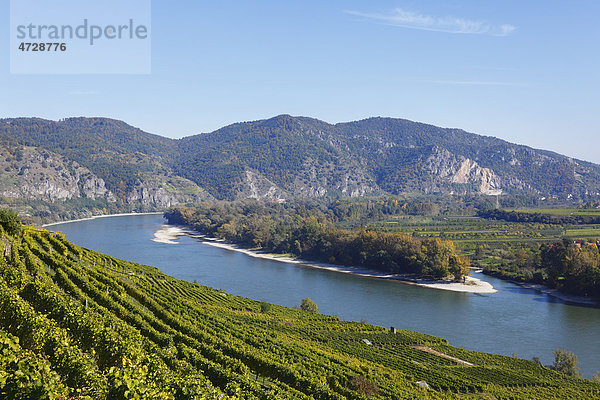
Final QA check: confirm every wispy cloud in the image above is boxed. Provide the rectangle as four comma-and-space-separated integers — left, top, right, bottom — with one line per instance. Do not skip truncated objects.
346, 8, 515, 37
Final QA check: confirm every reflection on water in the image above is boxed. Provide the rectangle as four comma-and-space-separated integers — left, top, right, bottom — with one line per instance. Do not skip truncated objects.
49, 214, 600, 378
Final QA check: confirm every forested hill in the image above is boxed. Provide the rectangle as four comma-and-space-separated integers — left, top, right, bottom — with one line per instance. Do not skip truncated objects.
0, 117, 174, 156
2, 115, 600, 212
0, 118, 211, 220
176, 115, 600, 200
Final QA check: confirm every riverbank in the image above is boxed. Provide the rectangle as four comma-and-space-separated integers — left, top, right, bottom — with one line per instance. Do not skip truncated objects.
481, 271, 599, 307
514, 281, 598, 307
42, 212, 164, 228
155, 225, 497, 294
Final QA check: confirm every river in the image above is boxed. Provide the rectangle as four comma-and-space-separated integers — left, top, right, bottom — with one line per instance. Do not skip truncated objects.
48, 214, 600, 378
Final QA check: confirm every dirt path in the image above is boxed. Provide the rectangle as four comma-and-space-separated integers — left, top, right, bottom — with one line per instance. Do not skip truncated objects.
411, 345, 474, 366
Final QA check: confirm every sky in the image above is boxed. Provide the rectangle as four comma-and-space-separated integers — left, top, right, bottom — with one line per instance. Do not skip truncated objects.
1, 0, 599, 163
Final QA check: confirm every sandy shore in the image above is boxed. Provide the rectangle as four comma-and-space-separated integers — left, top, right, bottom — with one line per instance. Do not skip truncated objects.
159, 226, 497, 294
42, 212, 164, 228
152, 225, 204, 244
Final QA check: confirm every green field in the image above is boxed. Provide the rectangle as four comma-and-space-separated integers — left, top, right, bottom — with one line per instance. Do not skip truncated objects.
0, 226, 598, 398
362, 214, 600, 247
364, 215, 562, 245
357, 210, 600, 293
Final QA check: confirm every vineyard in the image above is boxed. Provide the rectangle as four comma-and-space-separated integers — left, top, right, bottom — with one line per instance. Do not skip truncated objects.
363, 214, 600, 245
0, 225, 598, 399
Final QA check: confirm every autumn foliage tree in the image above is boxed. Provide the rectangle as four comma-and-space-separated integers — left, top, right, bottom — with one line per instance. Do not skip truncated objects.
165, 203, 471, 280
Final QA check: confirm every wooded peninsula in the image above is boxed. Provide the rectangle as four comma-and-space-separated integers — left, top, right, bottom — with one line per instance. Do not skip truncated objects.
164, 202, 470, 281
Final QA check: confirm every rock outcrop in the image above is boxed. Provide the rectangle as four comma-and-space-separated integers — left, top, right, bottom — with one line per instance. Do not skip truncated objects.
424, 147, 504, 194
0, 146, 115, 202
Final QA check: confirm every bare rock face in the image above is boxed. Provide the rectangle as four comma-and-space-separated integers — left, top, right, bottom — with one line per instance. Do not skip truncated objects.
126, 184, 179, 208
0, 145, 213, 210
450, 159, 502, 194
0, 146, 116, 202
125, 176, 212, 208
289, 158, 381, 199
295, 184, 328, 198
424, 147, 505, 194
81, 175, 115, 201
235, 170, 287, 201
0, 143, 218, 210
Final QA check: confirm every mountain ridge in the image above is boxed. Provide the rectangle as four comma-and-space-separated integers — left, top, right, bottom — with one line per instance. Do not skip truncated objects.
2, 114, 590, 166
1, 115, 599, 213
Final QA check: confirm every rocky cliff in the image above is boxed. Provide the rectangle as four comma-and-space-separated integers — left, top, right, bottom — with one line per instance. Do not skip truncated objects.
0, 146, 115, 202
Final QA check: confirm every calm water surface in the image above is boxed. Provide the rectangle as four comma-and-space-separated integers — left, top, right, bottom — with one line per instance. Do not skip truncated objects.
49, 214, 600, 378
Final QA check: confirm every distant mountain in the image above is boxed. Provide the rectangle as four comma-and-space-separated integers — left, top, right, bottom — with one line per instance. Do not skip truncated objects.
1, 115, 599, 215
176, 115, 379, 200
177, 114, 600, 200
0, 118, 210, 220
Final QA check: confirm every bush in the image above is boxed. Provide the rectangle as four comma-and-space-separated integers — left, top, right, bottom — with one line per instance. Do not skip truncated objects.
0, 209, 21, 235
551, 349, 581, 377
298, 297, 319, 314
259, 302, 272, 313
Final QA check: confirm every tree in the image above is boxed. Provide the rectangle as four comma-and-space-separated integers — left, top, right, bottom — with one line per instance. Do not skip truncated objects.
551, 349, 581, 377
449, 254, 471, 282
299, 297, 319, 314
592, 372, 600, 383
259, 302, 272, 314
0, 209, 21, 235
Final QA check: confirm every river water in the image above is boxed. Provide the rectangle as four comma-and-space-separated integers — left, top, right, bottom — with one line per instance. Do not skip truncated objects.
48, 214, 600, 378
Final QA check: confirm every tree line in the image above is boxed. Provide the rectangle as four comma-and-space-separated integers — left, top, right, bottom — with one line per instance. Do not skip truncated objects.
541, 239, 600, 298
478, 209, 600, 225
165, 202, 470, 280
482, 239, 600, 299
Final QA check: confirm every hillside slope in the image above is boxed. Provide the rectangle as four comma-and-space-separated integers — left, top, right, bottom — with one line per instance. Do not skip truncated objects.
0, 224, 598, 398
2, 115, 600, 207
0, 119, 212, 221
176, 115, 380, 200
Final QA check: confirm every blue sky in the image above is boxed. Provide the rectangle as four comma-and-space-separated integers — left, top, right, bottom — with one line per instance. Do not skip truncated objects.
1, 1, 599, 163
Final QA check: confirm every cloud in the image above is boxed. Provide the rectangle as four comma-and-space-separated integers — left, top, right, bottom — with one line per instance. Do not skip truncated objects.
346, 8, 515, 37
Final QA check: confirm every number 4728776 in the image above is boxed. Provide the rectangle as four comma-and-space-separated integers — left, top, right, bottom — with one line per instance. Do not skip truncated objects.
18, 43, 66, 52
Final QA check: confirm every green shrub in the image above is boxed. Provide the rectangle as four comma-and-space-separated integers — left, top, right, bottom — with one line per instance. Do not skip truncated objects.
0, 209, 21, 235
